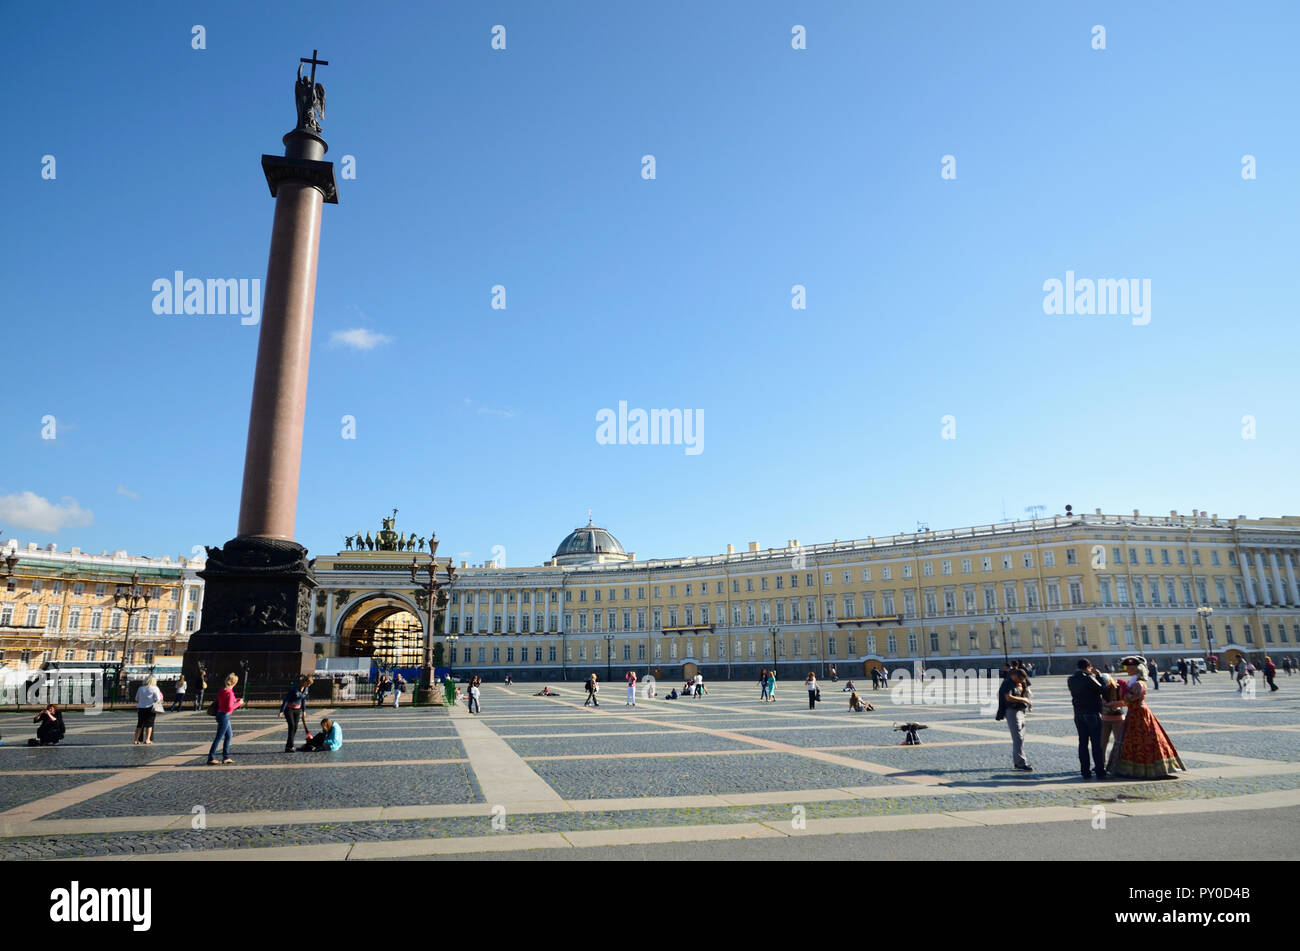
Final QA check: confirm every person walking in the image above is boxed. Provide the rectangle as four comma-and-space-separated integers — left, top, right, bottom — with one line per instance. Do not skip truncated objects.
133, 675, 163, 746
1177, 659, 1188, 685
206, 673, 244, 765
468, 679, 481, 714
171, 675, 187, 712
279, 675, 312, 753
759, 669, 769, 702
1189, 662, 1201, 685
767, 668, 777, 702
1264, 657, 1279, 692
1235, 657, 1248, 692
392, 672, 406, 709
192, 670, 207, 712
805, 672, 819, 709
584, 674, 599, 707
1067, 659, 1107, 780
829, 665, 838, 683
997, 667, 1033, 771
1148, 657, 1159, 690
694, 672, 707, 697
625, 670, 638, 706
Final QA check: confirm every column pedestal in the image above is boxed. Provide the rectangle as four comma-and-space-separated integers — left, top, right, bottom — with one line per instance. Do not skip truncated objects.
183, 537, 317, 685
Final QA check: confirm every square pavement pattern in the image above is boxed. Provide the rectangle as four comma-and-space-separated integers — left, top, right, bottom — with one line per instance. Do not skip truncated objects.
1, 672, 1298, 859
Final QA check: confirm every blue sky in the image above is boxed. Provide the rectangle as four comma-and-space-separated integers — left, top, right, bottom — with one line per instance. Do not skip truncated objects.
2, 1, 1297, 566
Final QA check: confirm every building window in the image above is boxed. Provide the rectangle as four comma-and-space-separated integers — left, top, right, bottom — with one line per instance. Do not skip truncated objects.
1043, 551, 1055, 567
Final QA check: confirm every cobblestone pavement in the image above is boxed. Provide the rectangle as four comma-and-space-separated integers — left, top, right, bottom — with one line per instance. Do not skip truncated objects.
1, 674, 1297, 859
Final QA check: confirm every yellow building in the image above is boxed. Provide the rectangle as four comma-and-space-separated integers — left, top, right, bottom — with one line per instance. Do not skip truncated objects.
0, 539, 205, 674
313, 509, 1300, 680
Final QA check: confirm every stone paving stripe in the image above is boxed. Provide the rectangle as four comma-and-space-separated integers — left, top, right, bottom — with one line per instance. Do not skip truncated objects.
349, 832, 573, 859
449, 706, 566, 805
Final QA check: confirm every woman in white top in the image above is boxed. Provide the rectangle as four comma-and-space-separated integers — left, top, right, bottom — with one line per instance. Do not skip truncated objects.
805, 672, 819, 709
171, 675, 187, 712
134, 675, 164, 745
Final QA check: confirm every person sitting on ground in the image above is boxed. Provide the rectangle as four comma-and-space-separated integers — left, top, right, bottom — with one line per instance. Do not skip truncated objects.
848, 690, 873, 713
534, 685, 557, 696
30, 703, 66, 746
300, 717, 342, 752
843, 680, 856, 693
665, 688, 679, 700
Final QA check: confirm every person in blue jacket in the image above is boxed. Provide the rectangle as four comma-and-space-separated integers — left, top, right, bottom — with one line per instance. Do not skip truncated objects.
300, 717, 342, 751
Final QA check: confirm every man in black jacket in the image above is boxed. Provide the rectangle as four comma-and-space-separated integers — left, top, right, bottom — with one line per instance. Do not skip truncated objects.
1068, 658, 1108, 780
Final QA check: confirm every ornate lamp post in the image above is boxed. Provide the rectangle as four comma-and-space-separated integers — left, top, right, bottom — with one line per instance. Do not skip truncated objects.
410, 533, 456, 703
603, 634, 614, 681
769, 625, 779, 678
1197, 605, 1214, 669
112, 571, 152, 707
995, 614, 1010, 666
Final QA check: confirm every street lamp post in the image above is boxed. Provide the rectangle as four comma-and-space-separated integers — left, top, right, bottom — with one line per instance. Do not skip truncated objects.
603, 634, 614, 681
410, 533, 457, 703
1197, 605, 1214, 669
769, 626, 779, 678
996, 614, 1010, 667
112, 571, 152, 708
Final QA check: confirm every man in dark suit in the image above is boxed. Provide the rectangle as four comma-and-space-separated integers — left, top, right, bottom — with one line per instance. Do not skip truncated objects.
1068, 658, 1108, 780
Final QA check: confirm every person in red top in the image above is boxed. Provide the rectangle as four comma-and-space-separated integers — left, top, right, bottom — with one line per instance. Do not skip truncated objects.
207, 673, 244, 765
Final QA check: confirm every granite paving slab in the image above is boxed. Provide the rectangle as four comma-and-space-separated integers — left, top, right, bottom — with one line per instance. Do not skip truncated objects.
0, 771, 114, 812
508, 732, 752, 757
45, 762, 483, 818
530, 752, 904, 799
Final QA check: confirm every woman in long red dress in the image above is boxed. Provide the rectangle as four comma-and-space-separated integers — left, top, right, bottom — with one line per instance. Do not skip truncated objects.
1113, 658, 1185, 779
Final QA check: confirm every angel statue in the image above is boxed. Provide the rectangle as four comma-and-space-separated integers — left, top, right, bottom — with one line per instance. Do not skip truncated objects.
294, 62, 326, 133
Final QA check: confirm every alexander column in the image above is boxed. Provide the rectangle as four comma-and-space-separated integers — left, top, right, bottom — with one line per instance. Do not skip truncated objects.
183, 52, 338, 685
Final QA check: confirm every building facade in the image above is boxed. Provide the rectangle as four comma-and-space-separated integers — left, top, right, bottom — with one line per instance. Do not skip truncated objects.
312, 509, 1300, 680
0, 539, 205, 671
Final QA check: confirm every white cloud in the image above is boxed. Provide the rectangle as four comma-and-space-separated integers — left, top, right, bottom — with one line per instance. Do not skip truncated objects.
116, 485, 139, 500
0, 491, 94, 533
330, 328, 393, 351
476, 407, 516, 418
